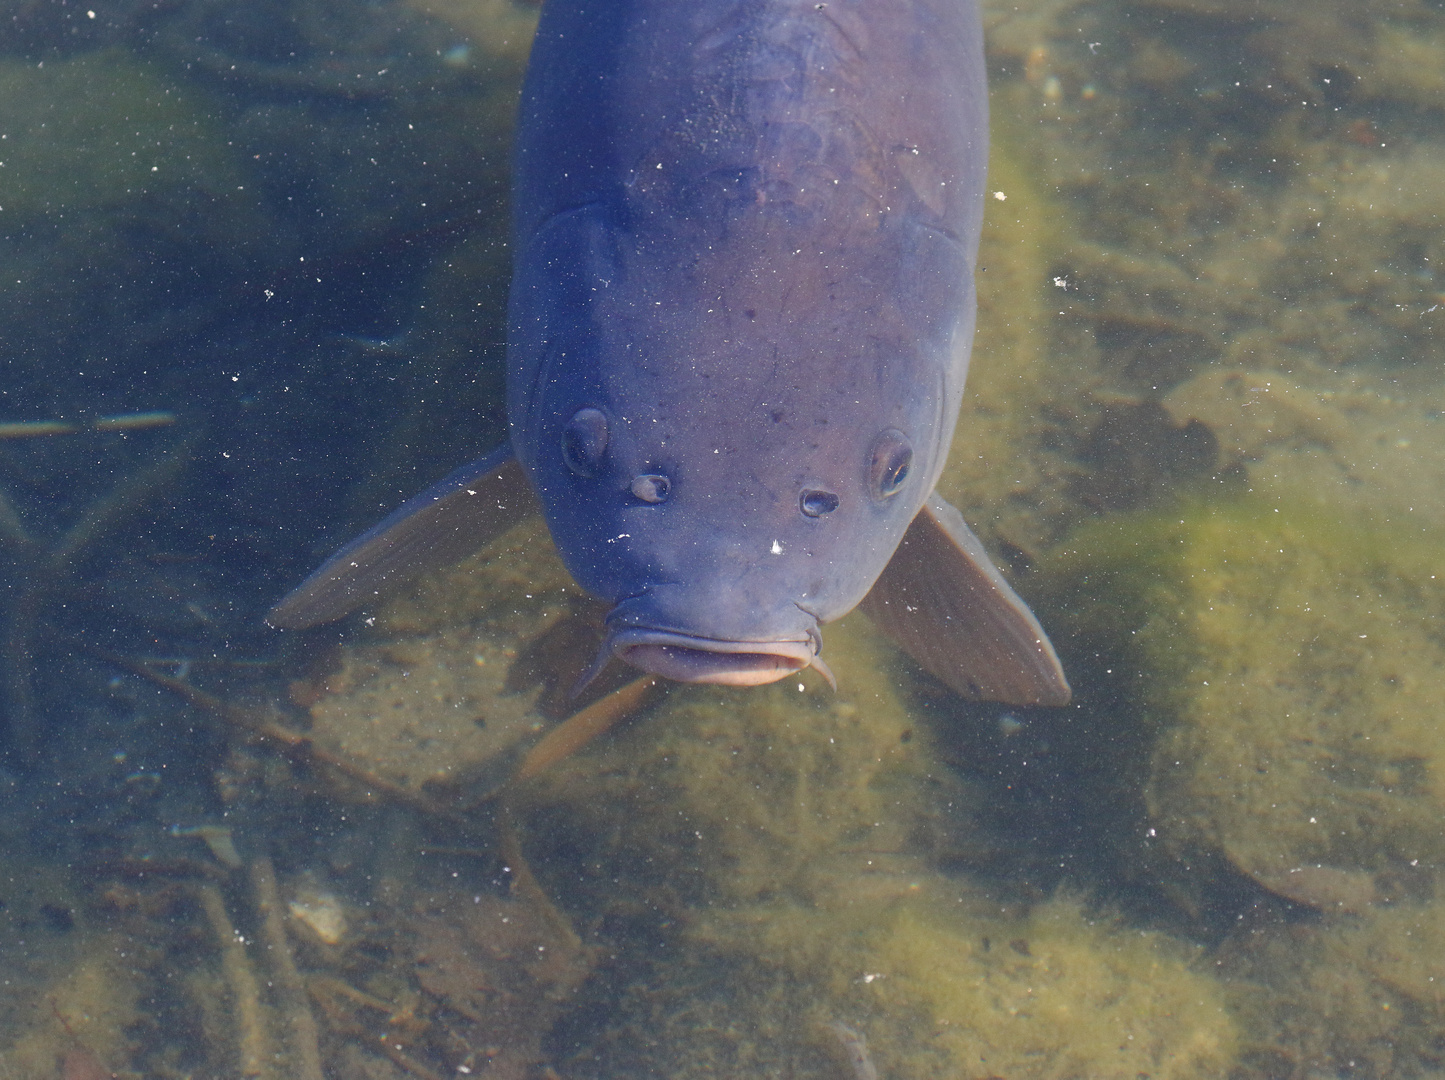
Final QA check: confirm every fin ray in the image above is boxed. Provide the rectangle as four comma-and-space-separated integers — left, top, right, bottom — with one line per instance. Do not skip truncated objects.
860, 495, 1070, 706
268, 444, 534, 629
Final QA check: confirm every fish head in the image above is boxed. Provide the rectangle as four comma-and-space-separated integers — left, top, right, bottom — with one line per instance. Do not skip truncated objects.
510, 204, 974, 686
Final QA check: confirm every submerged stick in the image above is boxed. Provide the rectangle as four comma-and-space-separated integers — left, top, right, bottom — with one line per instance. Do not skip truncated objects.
92, 411, 178, 432
95, 650, 464, 821
197, 883, 272, 1079
0, 491, 40, 750
0, 420, 79, 439
307, 976, 447, 1080
50, 999, 116, 1080
251, 856, 325, 1080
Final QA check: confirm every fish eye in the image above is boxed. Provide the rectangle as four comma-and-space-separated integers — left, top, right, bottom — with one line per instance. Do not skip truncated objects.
867, 429, 913, 500
561, 407, 609, 477
799, 488, 840, 517
631, 473, 671, 503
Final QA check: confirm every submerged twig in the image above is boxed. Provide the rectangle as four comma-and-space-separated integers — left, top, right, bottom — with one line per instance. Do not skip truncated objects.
50, 999, 117, 1080
251, 856, 325, 1080
308, 975, 447, 1080
105, 651, 661, 821
1, 579, 42, 758
94, 650, 466, 822
197, 883, 272, 1079
49, 446, 187, 567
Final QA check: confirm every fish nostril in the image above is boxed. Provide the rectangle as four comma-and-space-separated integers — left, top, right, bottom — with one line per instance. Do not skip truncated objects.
799, 488, 840, 517
562, 407, 609, 477
867, 429, 913, 500
631, 473, 671, 503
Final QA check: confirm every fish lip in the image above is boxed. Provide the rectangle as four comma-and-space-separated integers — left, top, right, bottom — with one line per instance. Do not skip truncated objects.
608, 627, 816, 687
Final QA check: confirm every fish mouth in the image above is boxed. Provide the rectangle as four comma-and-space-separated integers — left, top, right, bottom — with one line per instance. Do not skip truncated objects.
608, 629, 825, 688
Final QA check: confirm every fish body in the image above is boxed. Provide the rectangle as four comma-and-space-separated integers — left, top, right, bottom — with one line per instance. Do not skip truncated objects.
508, 0, 985, 685
270, 0, 1069, 705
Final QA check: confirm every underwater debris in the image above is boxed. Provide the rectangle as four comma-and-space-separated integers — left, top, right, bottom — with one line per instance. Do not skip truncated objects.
64, 811, 600, 1080
105, 653, 467, 821
0, 422, 77, 441
305, 973, 442, 1080
0, 919, 140, 1080
293, 869, 596, 1080
406, 887, 597, 1078
190, 857, 337, 1080
287, 884, 349, 947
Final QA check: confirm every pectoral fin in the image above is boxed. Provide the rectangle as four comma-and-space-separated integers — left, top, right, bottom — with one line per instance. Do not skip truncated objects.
267, 443, 536, 630
860, 495, 1071, 706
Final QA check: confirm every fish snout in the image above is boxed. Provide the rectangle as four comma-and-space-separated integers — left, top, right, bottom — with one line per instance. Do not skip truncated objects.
603, 591, 827, 687
613, 630, 816, 687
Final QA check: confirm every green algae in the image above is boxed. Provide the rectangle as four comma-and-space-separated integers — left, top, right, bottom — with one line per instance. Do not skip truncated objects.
1046, 495, 1445, 893
706, 891, 1238, 1080
944, 89, 1068, 504
938, 77, 1103, 556
1222, 898, 1445, 1077
507, 609, 1242, 1079
1020, 493, 1445, 1077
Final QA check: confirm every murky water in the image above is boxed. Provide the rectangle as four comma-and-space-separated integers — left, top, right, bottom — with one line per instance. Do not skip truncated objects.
0, 0, 1442, 1076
